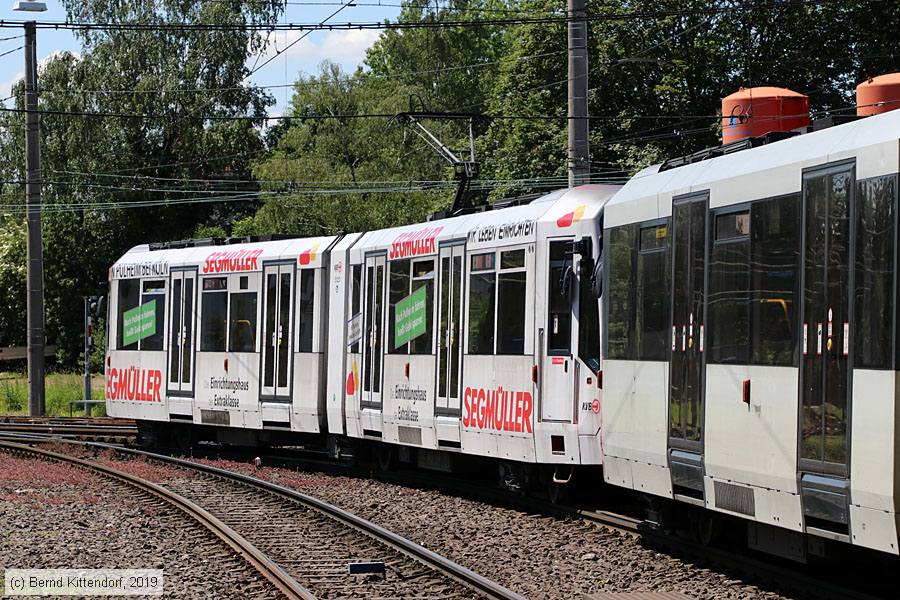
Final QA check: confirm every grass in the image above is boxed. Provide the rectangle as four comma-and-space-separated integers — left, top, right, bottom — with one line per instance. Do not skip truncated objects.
0, 372, 106, 417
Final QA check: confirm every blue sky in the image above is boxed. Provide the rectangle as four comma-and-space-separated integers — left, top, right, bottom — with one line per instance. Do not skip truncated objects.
0, 1, 401, 116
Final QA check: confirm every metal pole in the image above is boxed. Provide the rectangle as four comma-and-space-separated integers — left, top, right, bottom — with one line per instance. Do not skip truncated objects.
25, 20, 45, 416
567, 0, 590, 187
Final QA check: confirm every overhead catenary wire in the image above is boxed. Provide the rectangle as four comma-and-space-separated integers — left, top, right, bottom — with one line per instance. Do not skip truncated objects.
0, 1, 864, 32
0, 45, 23, 59
29, 174, 604, 193
250, 0, 357, 76
0, 175, 629, 215
35, 50, 569, 97
0, 104, 717, 121
9, 98, 887, 204
3, 2, 836, 176
203, 0, 563, 15
6, 100, 890, 124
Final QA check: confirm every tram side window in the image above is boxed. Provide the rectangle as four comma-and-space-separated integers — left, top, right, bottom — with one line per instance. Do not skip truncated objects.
606, 225, 636, 360
200, 277, 228, 352
139, 280, 166, 351
707, 196, 800, 366
297, 270, 315, 352
548, 241, 572, 354
578, 254, 601, 372
708, 211, 751, 363
115, 278, 140, 350
497, 250, 526, 354
388, 259, 412, 354
468, 253, 496, 354
387, 259, 436, 354
637, 224, 669, 360
856, 175, 896, 369
409, 259, 435, 355
751, 194, 799, 365
229, 281, 257, 353
350, 264, 362, 354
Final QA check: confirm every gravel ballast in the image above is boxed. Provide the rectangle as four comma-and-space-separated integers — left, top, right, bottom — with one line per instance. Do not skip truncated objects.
2, 442, 800, 599
174, 456, 793, 600
0, 452, 280, 598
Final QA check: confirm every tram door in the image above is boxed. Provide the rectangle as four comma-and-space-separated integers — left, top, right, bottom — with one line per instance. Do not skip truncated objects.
668, 194, 708, 499
167, 269, 196, 396
799, 165, 853, 478
261, 263, 294, 401
542, 239, 577, 422
436, 243, 464, 415
362, 255, 386, 409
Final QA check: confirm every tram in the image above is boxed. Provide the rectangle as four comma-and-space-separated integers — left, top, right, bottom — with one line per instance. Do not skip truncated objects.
107, 79, 900, 558
105, 185, 618, 488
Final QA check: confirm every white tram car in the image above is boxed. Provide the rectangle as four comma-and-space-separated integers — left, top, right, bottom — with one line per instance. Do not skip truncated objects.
106, 185, 617, 480
602, 107, 900, 557
106, 105, 900, 559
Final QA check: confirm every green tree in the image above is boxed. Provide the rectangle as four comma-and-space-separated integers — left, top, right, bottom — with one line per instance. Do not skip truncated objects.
0, 217, 26, 348
0, 0, 285, 365
251, 62, 447, 236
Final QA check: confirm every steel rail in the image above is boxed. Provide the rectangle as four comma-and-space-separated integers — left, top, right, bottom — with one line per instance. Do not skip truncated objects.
0, 434, 525, 600
0, 416, 134, 424
6, 432, 884, 600
0, 424, 136, 433
118, 445, 526, 600
0, 440, 314, 600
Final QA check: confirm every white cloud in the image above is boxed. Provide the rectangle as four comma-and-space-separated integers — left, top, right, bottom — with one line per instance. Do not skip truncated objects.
0, 72, 22, 102
1, 50, 79, 102
252, 28, 380, 74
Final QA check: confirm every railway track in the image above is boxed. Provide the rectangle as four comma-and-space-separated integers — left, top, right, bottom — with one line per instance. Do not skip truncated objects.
2, 432, 891, 600
338, 459, 894, 600
0, 435, 523, 600
0, 417, 137, 443
388, 472, 892, 600
0, 440, 308, 599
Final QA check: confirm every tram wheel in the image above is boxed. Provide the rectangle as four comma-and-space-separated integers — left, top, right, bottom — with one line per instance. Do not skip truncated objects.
547, 466, 575, 505
375, 444, 396, 472
691, 511, 719, 547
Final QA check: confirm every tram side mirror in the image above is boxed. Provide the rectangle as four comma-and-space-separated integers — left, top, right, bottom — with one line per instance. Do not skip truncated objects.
559, 264, 574, 299
591, 256, 603, 298
578, 256, 594, 281
89, 296, 106, 319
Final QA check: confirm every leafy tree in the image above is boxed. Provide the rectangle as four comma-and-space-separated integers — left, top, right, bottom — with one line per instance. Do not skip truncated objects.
4, 0, 900, 368
251, 62, 448, 236
365, 0, 512, 112
0, 0, 285, 365
0, 217, 26, 348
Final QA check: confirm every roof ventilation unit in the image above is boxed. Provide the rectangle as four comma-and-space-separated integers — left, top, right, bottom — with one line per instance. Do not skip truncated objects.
856, 73, 900, 116
721, 86, 810, 144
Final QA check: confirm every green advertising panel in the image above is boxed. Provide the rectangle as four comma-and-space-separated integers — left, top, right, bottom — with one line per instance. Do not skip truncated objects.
122, 300, 157, 347
394, 286, 427, 348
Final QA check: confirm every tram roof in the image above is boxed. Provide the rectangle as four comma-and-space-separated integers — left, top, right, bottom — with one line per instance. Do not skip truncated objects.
110, 235, 338, 279
604, 108, 900, 227
111, 185, 621, 278
352, 184, 620, 256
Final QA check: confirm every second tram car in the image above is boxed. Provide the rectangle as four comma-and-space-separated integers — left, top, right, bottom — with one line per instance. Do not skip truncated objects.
106, 185, 619, 481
